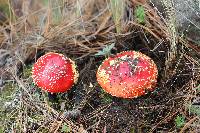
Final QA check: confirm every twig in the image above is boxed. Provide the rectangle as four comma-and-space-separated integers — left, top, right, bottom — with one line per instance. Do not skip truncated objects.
180, 116, 199, 133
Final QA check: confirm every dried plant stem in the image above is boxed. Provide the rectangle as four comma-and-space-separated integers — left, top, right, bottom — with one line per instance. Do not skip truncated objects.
109, 0, 125, 33
162, 0, 177, 74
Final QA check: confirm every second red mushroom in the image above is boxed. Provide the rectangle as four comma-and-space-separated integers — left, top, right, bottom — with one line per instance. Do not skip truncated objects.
96, 51, 158, 98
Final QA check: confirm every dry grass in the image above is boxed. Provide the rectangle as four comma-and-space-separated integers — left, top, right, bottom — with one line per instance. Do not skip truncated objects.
0, 0, 200, 132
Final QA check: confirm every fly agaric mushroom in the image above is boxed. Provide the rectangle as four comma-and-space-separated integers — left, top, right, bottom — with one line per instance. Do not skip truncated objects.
96, 51, 158, 98
32, 52, 79, 93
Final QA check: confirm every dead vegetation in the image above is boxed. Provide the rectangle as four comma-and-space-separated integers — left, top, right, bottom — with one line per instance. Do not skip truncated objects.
0, 0, 200, 132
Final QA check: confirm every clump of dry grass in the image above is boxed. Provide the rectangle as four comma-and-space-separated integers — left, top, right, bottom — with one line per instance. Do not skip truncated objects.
109, 0, 125, 33
0, 0, 200, 132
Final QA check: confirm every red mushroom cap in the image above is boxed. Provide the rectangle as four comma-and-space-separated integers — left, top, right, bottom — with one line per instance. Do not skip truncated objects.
96, 51, 158, 98
32, 52, 79, 93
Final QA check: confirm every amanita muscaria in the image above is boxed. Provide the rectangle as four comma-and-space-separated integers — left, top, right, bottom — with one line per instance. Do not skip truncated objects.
96, 51, 158, 98
32, 52, 79, 93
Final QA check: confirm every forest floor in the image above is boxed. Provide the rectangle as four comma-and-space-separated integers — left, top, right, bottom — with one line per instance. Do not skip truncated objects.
0, 0, 200, 132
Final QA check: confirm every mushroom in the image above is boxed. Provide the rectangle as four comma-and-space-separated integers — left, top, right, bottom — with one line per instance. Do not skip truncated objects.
96, 51, 158, 98
32, 52, 79, 93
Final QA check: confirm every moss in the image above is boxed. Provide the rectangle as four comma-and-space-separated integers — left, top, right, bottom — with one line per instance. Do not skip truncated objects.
175, 115, 185, 128
0, 82, 18, 132
0, 82, 16, 104
99, 89, 113, 104
23, 65, 33, 78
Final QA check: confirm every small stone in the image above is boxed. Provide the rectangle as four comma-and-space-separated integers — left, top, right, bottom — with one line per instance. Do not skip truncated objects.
0, 77, 4, 87
0, 49, 9, 67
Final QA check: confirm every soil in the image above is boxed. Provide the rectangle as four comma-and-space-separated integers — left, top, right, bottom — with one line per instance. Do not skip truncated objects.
19, 33, 198, 132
